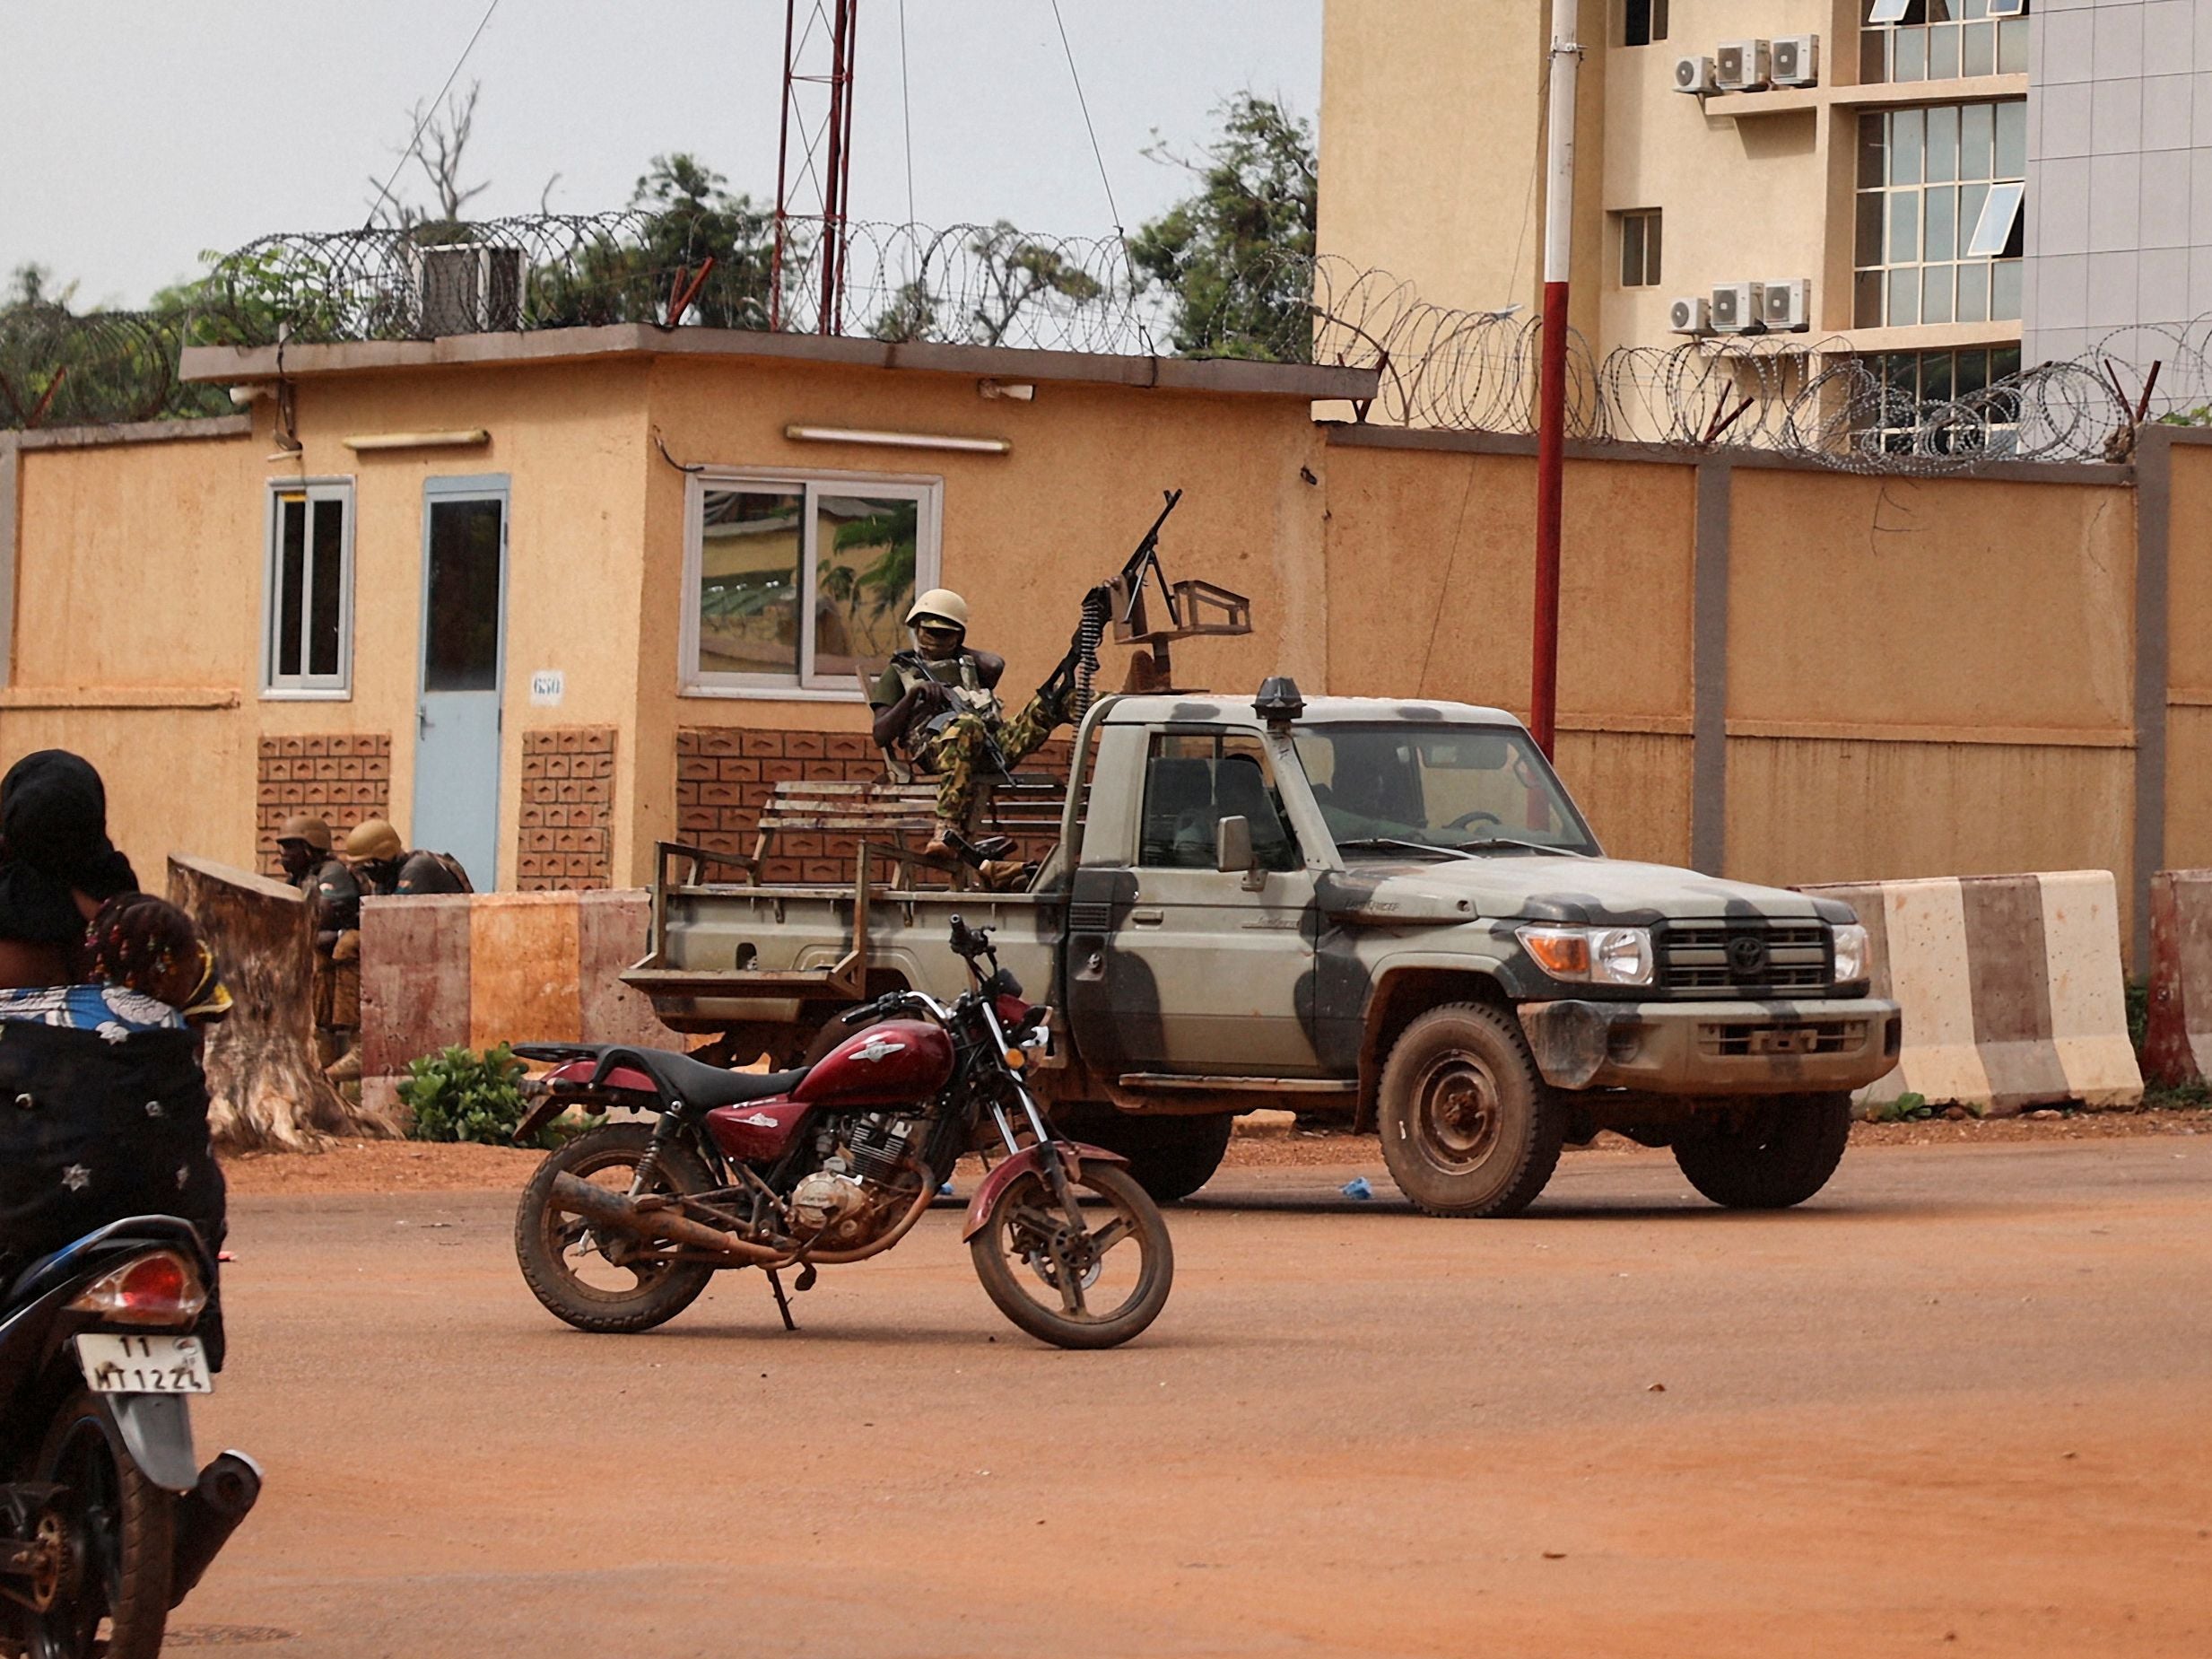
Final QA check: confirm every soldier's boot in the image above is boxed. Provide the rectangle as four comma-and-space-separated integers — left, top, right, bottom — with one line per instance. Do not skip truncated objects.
924, 817, 961, 860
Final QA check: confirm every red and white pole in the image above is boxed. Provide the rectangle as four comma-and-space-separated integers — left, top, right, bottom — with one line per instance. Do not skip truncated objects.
1531, 0, 1581, 759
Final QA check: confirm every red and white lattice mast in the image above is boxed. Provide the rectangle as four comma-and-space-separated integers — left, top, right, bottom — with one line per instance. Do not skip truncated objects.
772, 0, 859, 335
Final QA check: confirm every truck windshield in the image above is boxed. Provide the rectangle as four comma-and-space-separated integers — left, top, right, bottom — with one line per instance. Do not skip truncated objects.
1291, 724, 1600, 858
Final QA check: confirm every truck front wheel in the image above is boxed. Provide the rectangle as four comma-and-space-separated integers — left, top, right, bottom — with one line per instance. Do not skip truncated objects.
1671, 1091, 1853, 1209
1060, 1109, 1236, 1204
1377, 1003, 1563, 1218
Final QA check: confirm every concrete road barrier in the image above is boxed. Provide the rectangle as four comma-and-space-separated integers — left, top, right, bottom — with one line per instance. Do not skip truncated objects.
2144, 869, 2212, 1087
1803, 870, 2141, 1115
360, 889, 674, 1122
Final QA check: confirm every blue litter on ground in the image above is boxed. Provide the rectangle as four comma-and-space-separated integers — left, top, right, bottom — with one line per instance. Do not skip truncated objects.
1340, 1176, 1373, 1201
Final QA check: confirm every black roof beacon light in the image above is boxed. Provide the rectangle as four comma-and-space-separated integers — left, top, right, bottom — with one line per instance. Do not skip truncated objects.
1255, 677, 1306, 730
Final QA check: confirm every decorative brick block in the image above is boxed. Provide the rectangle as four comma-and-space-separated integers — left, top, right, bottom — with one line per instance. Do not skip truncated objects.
518, 727, 617, 891
255, 732, 394, 876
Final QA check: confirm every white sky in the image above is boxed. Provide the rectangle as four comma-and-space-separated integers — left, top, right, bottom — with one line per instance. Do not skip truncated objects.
0, 0, 1323, 310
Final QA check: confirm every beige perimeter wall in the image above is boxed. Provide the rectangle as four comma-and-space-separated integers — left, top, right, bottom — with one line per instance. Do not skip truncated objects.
7, 362, 2203, 973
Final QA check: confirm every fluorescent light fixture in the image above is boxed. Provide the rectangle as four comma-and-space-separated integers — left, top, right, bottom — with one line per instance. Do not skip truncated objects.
783, 423, 1011, 454
343, 429, 491, 451
1965, 181, 2025, 258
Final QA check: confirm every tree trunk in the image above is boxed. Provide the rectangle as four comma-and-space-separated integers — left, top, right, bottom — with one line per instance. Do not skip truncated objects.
167, 855, 400, 1150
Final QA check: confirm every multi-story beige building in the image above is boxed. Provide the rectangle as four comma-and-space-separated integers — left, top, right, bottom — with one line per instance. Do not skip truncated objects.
1321, 3, 2199, 444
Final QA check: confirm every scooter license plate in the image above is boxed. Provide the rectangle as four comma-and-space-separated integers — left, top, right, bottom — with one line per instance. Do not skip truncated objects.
74, 1334, 213, 1395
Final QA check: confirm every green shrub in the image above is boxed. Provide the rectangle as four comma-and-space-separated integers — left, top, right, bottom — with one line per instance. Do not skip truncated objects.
2125, 977, 2149, 1058
1865, 1090, 1933, 1123
399, 1043, 587, 1149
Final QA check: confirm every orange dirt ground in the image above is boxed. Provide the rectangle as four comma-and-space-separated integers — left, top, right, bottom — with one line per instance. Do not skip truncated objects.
174, 1127, 2212, 1657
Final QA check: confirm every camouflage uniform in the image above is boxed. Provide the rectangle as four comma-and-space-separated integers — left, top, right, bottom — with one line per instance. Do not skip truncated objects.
913, 687, 1069, 828
873, 651, 1068, 830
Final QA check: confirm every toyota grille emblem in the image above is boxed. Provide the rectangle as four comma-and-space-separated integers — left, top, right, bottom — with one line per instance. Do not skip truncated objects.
1728, 934, 1769, 978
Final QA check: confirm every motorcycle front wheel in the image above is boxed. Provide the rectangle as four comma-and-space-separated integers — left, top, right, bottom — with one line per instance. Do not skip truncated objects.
21, 1388, 174, 1659
969, 1157, 1172, 1349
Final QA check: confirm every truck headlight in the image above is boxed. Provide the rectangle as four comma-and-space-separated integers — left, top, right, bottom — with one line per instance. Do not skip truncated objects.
1518, 924, 1655, 987
1831, 922, 1869, 984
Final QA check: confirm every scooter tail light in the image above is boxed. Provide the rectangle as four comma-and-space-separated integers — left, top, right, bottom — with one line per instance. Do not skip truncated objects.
66, 1250, 209, 1327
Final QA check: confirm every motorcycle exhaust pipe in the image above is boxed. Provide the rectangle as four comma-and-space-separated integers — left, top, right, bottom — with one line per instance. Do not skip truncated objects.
548, 1173, 783, 1265
170, 1451, 262, 1608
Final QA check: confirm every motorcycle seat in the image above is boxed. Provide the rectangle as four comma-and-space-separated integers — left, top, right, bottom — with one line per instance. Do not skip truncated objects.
590, 1046, 807, 1110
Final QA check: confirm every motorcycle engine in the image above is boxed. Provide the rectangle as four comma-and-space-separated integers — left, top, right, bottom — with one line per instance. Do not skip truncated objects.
788, 1170, 871, 1244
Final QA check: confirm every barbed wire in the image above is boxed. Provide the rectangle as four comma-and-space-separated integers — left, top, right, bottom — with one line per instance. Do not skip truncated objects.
6, 212, 2208, 474
0, 305, 230, 430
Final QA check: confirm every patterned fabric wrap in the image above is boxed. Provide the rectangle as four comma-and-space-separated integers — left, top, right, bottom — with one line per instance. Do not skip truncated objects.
0, 984, 186, 1034
0, 1021, 227, 1366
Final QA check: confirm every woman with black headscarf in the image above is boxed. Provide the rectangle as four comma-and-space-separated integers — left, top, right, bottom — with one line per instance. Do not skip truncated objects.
0, 750, 228, 1365
0, 749, 140, 990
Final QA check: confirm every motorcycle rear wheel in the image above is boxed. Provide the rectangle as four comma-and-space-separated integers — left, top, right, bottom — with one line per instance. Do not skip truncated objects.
969, 1158, 1172, 1349
515, 1123, 718, 1333
21, 1388, 174, 1659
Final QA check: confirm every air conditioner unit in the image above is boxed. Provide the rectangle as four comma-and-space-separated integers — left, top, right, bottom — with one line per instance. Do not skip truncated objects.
405, 244, 526, 338
1669, 296, 1713, 336
1710, 281, 1767, 335
1762, 278, 1812, 333
1771, 34, 1820, 87
1672, 55, 1718, 94
1986, 0, 2025, 16
1714, 39, 1772, 92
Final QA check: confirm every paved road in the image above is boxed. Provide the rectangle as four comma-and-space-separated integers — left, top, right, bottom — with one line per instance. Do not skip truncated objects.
179, 1139, 2212, 1658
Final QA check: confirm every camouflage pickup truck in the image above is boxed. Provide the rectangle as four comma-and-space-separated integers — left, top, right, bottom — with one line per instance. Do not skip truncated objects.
631, 682, 1902, 1217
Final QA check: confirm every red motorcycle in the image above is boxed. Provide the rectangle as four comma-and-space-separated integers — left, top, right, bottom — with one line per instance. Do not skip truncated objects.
509, 917, 1173, 1349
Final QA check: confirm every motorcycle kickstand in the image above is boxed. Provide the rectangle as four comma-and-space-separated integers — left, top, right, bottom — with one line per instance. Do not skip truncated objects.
764, 1268, 798, 1332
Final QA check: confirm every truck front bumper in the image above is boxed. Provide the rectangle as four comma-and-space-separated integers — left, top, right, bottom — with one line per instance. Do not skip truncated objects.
1517, 997, 1903, 1094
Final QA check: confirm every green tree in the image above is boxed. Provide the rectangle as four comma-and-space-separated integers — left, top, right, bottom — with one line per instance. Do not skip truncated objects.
535, 153, 780, 330
1128, 93, 1318, 360
963, 222, 1104, 347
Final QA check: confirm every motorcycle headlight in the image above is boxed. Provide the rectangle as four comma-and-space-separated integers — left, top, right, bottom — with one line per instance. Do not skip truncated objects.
1517, 925, 1655, 987
1831, 922, 1869, 984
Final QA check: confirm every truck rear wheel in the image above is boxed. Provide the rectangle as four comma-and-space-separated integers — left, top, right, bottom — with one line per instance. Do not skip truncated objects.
1063, 1110, 1235, 1204
1672, 1091, 1852, 1209
1378, 1003, 1563, 1218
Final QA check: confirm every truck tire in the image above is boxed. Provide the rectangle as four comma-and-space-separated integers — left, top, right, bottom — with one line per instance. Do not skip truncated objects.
1377, 1003, 1563, 1218
1069, 1111, 1235, 1203
1672, 1091, 1852, 1209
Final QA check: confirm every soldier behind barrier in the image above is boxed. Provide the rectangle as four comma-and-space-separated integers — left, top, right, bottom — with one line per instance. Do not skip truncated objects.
342, 818, 473, 898
867, 588, 1082, 860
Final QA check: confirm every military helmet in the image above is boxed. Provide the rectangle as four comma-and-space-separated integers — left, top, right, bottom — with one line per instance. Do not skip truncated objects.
344, 818, 404, 862
278, 814, 333, 851
905, 588, 970, 632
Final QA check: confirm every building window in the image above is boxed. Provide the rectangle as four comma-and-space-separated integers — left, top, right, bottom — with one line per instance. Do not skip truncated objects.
262, 480, 354, 696
1853, 100, 2026, 327
1862, 345, 2024, 454
683, 471, 940, 695
1618, 209, 1663, 288
1861, 0, 2028, 85
1624, 0, 1668, 48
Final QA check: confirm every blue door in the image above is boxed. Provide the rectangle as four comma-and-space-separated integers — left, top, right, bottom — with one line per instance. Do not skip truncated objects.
413, 479, 508, 890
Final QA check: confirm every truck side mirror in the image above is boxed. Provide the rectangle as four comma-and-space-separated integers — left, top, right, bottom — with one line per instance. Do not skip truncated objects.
1215, 816, 1261, 887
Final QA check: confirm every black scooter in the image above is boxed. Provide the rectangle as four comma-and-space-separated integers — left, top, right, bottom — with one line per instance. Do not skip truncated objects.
0, 1216, 258, 1659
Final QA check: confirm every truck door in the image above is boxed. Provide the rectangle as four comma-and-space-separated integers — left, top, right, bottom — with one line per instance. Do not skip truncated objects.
1099, 729, 1321, 1077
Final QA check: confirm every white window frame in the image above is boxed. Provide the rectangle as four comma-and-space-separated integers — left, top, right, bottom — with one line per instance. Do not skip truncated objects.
680, 467, 943, 701
260, 477, 356, 700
